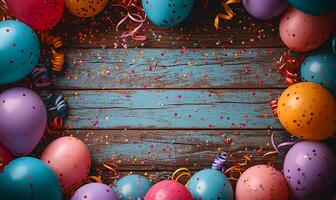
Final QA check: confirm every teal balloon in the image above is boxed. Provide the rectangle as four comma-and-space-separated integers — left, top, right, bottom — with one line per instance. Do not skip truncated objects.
300, 52, 336, 97
0, 20, 40, 85
0, 157, 62, 200
114, 174, 152, 200
187, 169, 233, 200
288, 0, 336, 15
142, 0, 194, 28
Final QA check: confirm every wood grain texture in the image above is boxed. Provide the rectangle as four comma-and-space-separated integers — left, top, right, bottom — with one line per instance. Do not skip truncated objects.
57, 48, 285, 89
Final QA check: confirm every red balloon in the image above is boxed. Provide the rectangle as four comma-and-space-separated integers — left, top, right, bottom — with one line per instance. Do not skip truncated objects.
145, 180, 193, 200
0, 144, 13, 172
5, 0, 64, 30
279, 7, 332, 52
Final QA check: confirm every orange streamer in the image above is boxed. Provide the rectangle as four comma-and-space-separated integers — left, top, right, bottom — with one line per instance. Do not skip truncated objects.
214, 0, 240, 30
172, 168, 191, 186
224, 155, 251, 182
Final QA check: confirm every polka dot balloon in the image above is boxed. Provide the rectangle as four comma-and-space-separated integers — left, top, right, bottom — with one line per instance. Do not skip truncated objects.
284, 141, 336, 200
277, 82, 336, 140
71, 183, 118, 200
235, 165, 289, 200
145, 180, 193, 200
114, 174, 152, 200
5, 0, 64, 30
0, 20, 40, 85
142, 0, 195, 28
65, 0, 109, 18
187, 169, 233, 200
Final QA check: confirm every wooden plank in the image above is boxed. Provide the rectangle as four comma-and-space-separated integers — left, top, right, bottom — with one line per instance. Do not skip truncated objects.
57, 48, 285, 89
55, 2, 283, 48
46, 89, 282, 129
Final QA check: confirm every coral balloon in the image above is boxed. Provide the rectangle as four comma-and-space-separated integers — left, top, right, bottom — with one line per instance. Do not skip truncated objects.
0, 87, 47, 156
236, 165, 289, 200
5, 0, 64, 30
187, 169, 233, 200
145, 180, 193, 200
0, 144, 12, 172
72, 183, 118, 200
279, 8, 332, 52
41, 136, 91, 193
0, 157, 62, 200
142, 0, 194, 28
277, 82, 336, 140
288, 0, 336, 15
300, 52, 336, 97
241, 0, 288, 20
0, 20, 40, 85
284, 141, 336, 200
65, 0, 109, 17
114, 174, 152, 200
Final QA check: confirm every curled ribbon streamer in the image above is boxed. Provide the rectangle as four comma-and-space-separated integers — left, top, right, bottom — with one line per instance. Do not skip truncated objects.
263, 151, 277, 157
45, 94, 68, 133
212, 151, 229, 173
112, 1, 146, 41
224, 155, 251, 181
270, 99, 278, 118
214, 0, 240, 30
39, 31, 65, 72
277, 50, 305, 86
32, 64, 53, 88
172, 168, 191, 186
87, 176, 103, 183
271, 132, 297, 155
102, 162, 120, 185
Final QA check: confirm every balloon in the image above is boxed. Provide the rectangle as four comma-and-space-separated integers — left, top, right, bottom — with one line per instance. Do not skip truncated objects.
277, 82, 336, 140
5, 0, 64, 30
41, 136, 91, 193
300, 52, 336, 97
187, 169, 233, 200
284, 141, 336, 200
0, 157, 62, 200
142, 0, 194, 28
0, 87, 47, 156
114, 174, 152, 200
65, 0, 109, 18
145, 180, 193, 200
0, 144, 12, 172
0, 20, 40, 85
279, 8, 332, 52
236, 165, 289, 200
71, 183, 119, 200
287, 0, 336, 15
241, 0, 288, 20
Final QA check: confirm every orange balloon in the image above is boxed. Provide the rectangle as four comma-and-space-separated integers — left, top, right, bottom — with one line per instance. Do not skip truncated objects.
41, 136, 91, 193
277, 82, 336, 140
65, 0, 109, 17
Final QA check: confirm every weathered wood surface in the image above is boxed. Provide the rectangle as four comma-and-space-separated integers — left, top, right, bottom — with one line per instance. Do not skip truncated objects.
58, 48, 285, 89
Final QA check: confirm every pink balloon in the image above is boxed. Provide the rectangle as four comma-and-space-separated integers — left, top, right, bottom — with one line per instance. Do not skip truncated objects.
236, 165, 289, 200
41, 136, 91, 193
145, 180, 193, 200
5, 0, 64, 30
0, 144, 12, 172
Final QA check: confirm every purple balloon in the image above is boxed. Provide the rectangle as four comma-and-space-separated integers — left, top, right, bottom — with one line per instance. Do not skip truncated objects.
71, 183, 119, 200
284, 141, 336, 200
241, 0, 289, 19
0, 87, 47, 156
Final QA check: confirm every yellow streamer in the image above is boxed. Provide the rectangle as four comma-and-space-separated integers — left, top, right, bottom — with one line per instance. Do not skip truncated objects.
214, 0, 240, 30
172, 168, 191, 186
263, 151, 278, 157
224, 155, 250, 182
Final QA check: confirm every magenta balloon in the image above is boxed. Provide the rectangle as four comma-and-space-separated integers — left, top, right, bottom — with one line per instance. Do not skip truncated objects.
241, 0, 289, 19
284, 141, 336, 200
0, 87, 47, 156
71, 183, 119, 200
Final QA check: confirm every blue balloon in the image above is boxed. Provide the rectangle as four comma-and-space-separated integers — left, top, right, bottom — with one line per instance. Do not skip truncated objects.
187, 169, 233, 200
0, 20, 40, 85
300, 52, 336, 97
288, 0, 336, 15
142, 0, 194, 28
114, 174, 152, 200
0, 157, 62, 200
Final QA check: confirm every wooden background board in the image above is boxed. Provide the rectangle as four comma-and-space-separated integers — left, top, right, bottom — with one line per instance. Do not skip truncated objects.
6, 0, 298, 186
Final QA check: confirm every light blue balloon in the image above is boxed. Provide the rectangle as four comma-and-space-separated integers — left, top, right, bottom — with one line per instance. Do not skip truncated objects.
142, 0, 194, 28
0, 157, 62, 200
0, 20, 40, 85
187, 169, 233, 200
300, 52, 336, 97
114, 174, 152, 200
